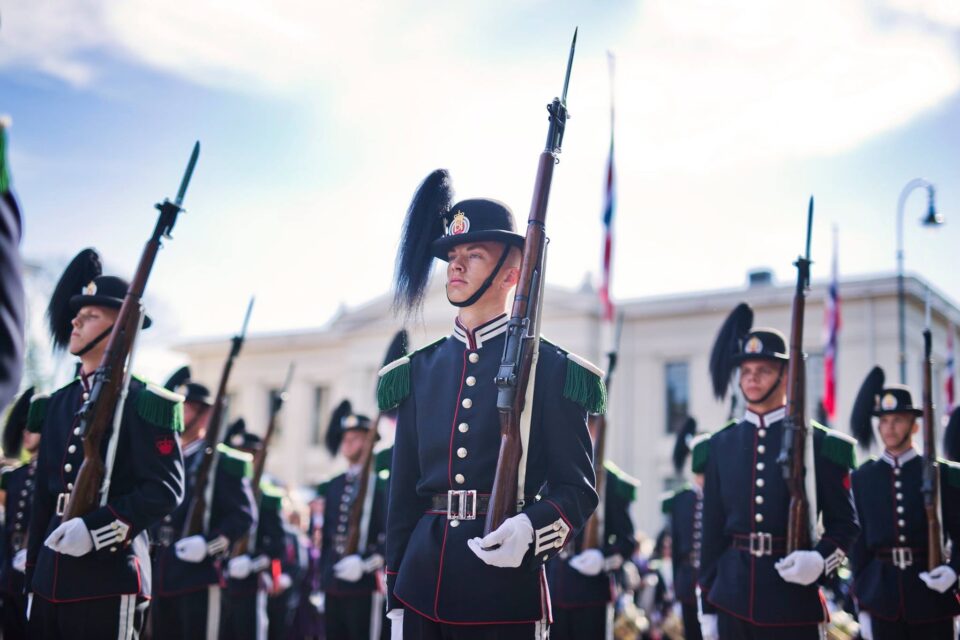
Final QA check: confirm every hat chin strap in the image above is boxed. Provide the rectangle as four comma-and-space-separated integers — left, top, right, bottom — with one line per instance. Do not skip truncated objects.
740, 361, 787, 406
448, 244, 511, 309
73, 324, 114, 358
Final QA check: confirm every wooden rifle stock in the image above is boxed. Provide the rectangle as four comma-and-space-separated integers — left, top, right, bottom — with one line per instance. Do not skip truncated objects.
64, 143, 199, 520
921, 323, 944, 569
344, 410, 383, 555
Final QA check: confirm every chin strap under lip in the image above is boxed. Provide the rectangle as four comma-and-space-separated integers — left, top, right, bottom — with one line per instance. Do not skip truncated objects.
73, 324, 114, 358
448, 244, 511, 309
740, 362, 787, 407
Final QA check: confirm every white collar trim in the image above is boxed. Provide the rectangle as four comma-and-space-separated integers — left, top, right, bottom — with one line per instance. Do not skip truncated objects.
744, 406, 787, 427
452, 314, 510, 350
881, 448, 918, 467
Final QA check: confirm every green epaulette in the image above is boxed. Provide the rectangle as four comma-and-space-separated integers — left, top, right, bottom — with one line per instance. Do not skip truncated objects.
604, 460, 639, 502
0, 466, 13, 491
315, 479, 331, 499
376, 446, 393, 483
562, 351, 607, 415
259, 481, 285, 511
0, 123, 11, 194
135, 380, 185, 433
376, 337, 446, 411
216, 443, 254, 479
690, 431, 715, 474
938, 458, 960, 489
26, 393, 51, 434
660, 486, 688, 514
813, 421, 857, 470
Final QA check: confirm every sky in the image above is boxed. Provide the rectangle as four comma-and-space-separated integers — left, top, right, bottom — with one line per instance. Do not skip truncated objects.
2, 0, 959, 371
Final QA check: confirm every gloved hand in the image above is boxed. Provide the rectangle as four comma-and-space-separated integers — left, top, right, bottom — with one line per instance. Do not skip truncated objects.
604, 553, 624, 572
919, 565, 958, 594
228, 555, 253, 579
12, 548, 27, 573
775, 550, 824, 585
569, 549, 605, 576
334, 554, 366, 582
387, 608, 403, 640
467, 514, 533, 568
174, 535, 209, 563
309, 591, 325, 613
858, 611, 873, 640
262, 572, 292, 593
44, 518, 93, 557
699, 612, 718, 640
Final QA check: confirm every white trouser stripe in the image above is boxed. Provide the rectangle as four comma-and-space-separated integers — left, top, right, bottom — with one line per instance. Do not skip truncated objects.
256, 589, 269, 640
116, 594, 135, 640
369, 591, 384, 640
206, 586, 221, 640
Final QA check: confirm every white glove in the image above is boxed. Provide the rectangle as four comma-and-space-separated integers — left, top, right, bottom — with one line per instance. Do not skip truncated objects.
604, 553, 624, 572
174, 535, 209, 563
334, 554, 365, 582
309, 591, 325, 613
262, 572, 292, 593
44, 518, 93, 557
699, 612, 718, 640
250, 554, 271, 572
228, 555, 252, 579
387, 608, 403, 640
919, 565, 958, 594
467, 514, 533, 568
858, 611, 873, 640
569, 549, 605, 576
775, 550, 824, 586
12, 548, 27, 573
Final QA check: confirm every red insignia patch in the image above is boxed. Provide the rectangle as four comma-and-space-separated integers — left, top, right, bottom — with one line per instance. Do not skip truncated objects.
156, 436, 175, 456
842, 472, 851, 491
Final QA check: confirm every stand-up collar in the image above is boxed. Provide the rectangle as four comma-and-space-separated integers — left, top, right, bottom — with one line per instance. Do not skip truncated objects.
453, 313, 509, 350
743, 406, 787, 428
182, 437, 205, 458
881, 448, 918, 468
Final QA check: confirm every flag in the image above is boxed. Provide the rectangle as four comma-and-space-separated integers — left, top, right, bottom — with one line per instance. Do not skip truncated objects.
823, 226, 840, 423
599, 54, 616, 322
946, 327, 955, 414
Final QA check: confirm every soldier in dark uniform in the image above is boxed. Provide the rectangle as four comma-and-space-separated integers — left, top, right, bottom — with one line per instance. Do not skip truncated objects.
0, 120, 25, 409
221, 419, 289, 640
848, 369, 960, 640
547, 434, 638, 639
320, 401, 388, 640
150, 379, 255, 640
662, 430, 711, 640
1, 388, 40, 638
380, 170, 602, 639
698, 304, 860, 640
25, 250, 185, 639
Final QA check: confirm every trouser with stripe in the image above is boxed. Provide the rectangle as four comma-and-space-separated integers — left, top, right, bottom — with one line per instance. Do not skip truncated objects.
219, 589, 268, 640
27, 593, 147, 640
550, 604, 606, 639
402, 609, 549, 640
325, 592, 389, 640
151, 586, 221, 640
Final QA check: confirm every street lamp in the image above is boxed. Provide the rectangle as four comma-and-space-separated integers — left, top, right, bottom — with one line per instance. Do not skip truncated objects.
897, 178, 943, 384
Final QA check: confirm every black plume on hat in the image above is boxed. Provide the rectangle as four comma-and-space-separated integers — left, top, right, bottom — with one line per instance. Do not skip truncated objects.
325, 399, 353, 456
393, 170, 453, 317
226, 417, 261, 449
47, 248, 102, 350
851, 366, 884, 449
709, 303, 753, 401
672, 415, 698, 474
944, 407, 960, 462
3, 386, 34, 456
164, 366, 192, 391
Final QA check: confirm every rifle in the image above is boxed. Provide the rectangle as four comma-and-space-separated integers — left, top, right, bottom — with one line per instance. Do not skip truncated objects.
182, 297, 254, 537
344, 330, 408, 555
486, 29, 577, 535
582, 313, 623, 550
63, 143, 199, 520
232, 362, 295, 556
921, 292, 944, 569
777, 197, 814, 554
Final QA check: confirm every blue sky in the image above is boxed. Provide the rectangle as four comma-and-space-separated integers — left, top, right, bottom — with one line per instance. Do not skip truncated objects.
2, 0, 959, 359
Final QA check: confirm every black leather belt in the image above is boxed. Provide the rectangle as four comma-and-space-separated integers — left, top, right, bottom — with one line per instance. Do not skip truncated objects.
876, 547, 925, 569
732, 533, 787, 557
427, 491, 487, 520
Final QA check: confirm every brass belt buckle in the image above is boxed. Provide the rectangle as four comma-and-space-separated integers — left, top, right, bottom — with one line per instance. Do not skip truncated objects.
749, 532, 772, 557
891, 547, 913, 569
55, 492, 70, 517
447, 490, 477, 521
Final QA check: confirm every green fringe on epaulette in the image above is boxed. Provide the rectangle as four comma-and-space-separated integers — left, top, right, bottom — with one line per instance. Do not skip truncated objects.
376, 447, 393, 473
377, 359, 410, 411
603, 460, 639, 502
661, 492, 676, 514
813, 422, 857, 470
563, 359, 607, 414
0, 126, 10, 194
259, 483, 285, 511
136, 387, 184, 433
26, 395, 49, 434
315, 480, 331, 498
216, 443, 253, 479
692, 439, 710, 475
938, 459, 960, 489
0, 468, 11, 491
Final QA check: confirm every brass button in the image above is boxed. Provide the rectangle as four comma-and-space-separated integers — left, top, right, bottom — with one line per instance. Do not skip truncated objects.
455, 473, 465, 484
82, 392, 90, 401
68, 445, 77, 454
894, 468, 901, 476
469, 353, 479, 363
458, 423, 469, 433
755, 496, 764, 505
895, 481, 902, 488
898, 519, 905, 527
466, 376, 476, 386
755, 514, 764, 523
450, 519, 460, 528
757, 445, 765, 454
457, 447, 467, 459
899, 535, 906, 543
461, 398, 472, 409
756, 479, 765, 488
756, 462, 765, 471
73, 428, 81, 436
896, 506, 904, 514
67, 483, 74, 490
554, 539, 563, 548
758, 429, 767, 439
64, 464, 73, 473
896, 493, 903, 501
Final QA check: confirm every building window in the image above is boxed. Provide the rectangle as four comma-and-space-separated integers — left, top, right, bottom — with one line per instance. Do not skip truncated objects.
665, 361, 689, 434
311, 386, 328, 447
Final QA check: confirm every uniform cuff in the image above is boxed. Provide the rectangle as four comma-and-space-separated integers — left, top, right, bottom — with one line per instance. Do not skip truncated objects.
524, 500, 572, 565
81, 507, 133, 553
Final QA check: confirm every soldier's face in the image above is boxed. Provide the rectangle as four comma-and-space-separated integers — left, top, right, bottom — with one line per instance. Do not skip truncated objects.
445, 242, 519, 305
182, 401, 211, 438
738, 360, 783, 403
340, 429, 366, 462
877, 413, 918, 452
22, 431, 40, 454
69, 305, 118, 356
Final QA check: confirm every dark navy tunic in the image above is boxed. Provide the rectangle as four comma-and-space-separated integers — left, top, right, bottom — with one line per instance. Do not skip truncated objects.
224, 484, 287, 597
699, 407, 860, 626
666, 485, 703, 606
0, 461, 35, 597
850, 449, 960, 623
383, 315, 600, 624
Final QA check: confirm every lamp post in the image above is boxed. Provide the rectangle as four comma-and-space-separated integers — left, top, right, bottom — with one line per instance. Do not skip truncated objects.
896, 178, 943, 384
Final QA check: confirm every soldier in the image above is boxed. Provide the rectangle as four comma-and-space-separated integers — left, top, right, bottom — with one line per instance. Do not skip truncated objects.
0, 120, 25, 408
848, 370, 960, 639
698, 305, 859, 640
662, 429, 711, 640
151, 378, 255, 640
221, 419, 289, 640
380, 170, 602, 638
25, 249, 185, 639
320, 401, 388, 640
546, 436, 638, 639
1, 388, 40, 638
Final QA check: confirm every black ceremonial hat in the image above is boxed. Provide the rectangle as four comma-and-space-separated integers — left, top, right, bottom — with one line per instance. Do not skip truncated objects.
226, 418, 262, 450
872, 385, 922, 417
3, 387, 34, 457
69, 275, 152, 329
671, 415, 698, 474
851, 366, 884, 449
732, 329, 789, 365
430, 199, 524, 260
182, 383, 212, 407
324, 399, 372, 456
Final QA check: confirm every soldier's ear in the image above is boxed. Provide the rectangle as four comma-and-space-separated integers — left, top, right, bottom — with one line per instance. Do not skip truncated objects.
501, 265, 520, 288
